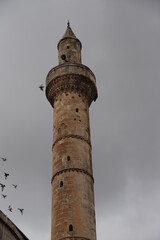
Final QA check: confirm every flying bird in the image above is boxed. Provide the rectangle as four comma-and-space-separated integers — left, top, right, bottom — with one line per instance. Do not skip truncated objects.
39, 84, 44, 91
1, 157, 7, 162
0, 183, 5, 191
4, 172, 9, 180
18, 208, 24, 215
8, 205, 12, 212
1, 194, 7, 198
12, 184, 17, 189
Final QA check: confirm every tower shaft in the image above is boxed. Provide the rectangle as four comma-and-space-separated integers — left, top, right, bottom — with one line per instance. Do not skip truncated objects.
46, 24, 97, 240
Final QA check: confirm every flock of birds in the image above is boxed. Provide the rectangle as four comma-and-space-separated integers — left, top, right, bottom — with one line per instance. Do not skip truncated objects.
0, 85, 44, 216
0, 157, 24, 215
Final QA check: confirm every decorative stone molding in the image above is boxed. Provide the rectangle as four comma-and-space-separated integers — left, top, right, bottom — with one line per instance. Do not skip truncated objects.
46, 71, 97, 107
46, 63, 96, 84
58, 237, 92, 240
52, 134, 92, 149
51, 168, 94, 184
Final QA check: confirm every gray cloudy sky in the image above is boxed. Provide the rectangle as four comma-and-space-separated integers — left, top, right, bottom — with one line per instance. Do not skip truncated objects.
0, 0, 160, 240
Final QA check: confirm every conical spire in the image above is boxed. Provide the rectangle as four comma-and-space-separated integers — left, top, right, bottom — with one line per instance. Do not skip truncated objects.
57, 22, 81, 50
62, 21, 76, 39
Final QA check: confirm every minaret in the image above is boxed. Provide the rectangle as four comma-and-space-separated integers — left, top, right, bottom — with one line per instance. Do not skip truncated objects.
46, 23, 98, 240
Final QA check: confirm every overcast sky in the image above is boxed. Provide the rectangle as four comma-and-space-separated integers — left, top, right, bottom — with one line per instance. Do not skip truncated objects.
0, 1, 160, 240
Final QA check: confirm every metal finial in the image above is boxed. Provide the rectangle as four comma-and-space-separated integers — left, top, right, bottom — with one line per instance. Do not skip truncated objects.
67, 21, 70, 28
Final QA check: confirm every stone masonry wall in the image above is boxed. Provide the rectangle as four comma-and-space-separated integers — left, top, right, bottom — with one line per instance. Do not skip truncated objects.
0, 210, 29, 240
51, 91, 96, 240
58, 38, 82, 65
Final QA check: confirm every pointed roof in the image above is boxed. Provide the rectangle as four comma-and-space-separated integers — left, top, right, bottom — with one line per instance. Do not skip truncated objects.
57, 22, 82, 49
62, 21, 76, 39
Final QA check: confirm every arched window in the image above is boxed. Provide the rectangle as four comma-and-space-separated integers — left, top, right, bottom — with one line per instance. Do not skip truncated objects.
60, 181, 63, 188
67, 156, 70, 161
69, 224, 73, 232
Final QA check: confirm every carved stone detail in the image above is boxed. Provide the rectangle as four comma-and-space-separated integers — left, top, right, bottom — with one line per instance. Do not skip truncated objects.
58, 237, 92, 240
52, 134, 91, 150
51, 168, 94, 184
46, 74, 97, 107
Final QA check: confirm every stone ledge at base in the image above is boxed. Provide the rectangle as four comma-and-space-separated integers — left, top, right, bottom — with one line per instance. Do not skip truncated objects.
58, 237, 92, 240
0, 210, 29, 240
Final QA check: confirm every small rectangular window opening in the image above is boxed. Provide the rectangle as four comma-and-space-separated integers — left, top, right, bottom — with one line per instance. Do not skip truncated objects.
60, 181, 63, 188
69, 224, 73, 232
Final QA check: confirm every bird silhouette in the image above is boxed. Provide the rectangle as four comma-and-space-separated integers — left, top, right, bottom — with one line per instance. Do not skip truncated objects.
1, 157, 7, 162
4, 172, 9, 180
18, 208, 24, 215
12, 184, 17, 189
8, 205, 12, 212
0, 183, 5, 191
1, 194, 7, 198
39, 84, 44, 91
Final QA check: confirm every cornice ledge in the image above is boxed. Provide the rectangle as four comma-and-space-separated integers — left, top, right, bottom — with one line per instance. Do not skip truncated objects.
51, 168, 94, 184
46, 73, 97, 107
52, 134, 91, 149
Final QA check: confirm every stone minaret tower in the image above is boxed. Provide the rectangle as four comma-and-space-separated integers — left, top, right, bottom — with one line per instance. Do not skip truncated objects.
46, 23, 98, 240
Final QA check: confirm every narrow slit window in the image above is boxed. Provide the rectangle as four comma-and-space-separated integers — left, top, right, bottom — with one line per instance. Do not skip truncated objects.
67, 156, 70, 161
69, 224, 73, 232
76, 108, 79, 113
60, 181, 63, 188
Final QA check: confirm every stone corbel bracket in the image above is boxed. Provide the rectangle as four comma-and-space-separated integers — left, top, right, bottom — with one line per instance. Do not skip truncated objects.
46, 63, 98, 107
